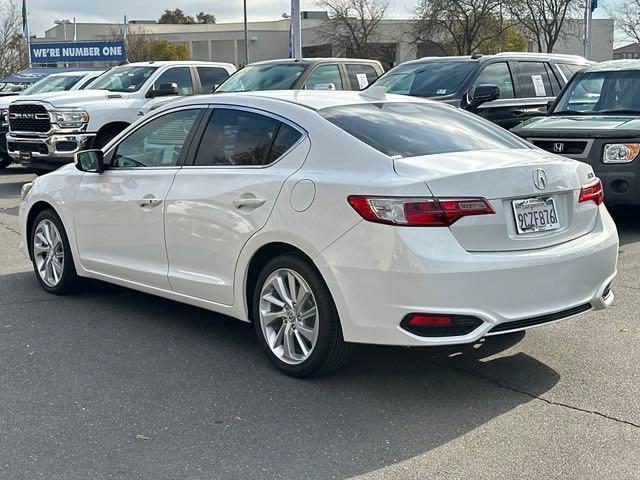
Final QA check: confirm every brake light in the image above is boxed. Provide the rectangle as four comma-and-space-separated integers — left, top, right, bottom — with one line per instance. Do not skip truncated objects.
579, 178, 604, 205
347, 196, 494, 226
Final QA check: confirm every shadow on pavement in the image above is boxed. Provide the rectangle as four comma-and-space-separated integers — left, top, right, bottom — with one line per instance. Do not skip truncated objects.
0, 271, 560, 480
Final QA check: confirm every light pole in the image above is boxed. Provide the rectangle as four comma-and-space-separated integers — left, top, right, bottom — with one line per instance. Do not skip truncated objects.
243, 0, 249, 65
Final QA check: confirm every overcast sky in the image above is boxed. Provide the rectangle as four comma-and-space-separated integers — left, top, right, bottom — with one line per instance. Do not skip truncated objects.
27, 0, 415, 36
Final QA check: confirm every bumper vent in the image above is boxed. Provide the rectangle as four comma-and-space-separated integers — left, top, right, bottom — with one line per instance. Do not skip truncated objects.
8, 141, 48, 155
531, 139, 587, 155
9, 104, 51, 133
489, 303, 592, 334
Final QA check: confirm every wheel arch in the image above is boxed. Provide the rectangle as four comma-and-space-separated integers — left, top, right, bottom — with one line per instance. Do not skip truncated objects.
92, 121, 130, 148
25, 200, 62, 260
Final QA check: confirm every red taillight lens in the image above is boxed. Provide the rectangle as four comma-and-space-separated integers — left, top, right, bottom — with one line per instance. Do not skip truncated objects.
406, 314, 454, 327
347, 196, 494, 226
579, 178, 604, 205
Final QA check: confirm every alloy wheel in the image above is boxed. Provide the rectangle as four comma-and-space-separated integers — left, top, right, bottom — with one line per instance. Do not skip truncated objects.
33, 219, 64, 287
259, 268, 319, 365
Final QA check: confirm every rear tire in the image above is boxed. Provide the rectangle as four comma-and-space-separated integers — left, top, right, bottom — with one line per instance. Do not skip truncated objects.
30, 209, 79, 295
253, 254, 352, 377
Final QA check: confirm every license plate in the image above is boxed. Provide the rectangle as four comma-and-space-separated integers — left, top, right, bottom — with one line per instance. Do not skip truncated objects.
512, 196, 560, 234
19, 151, 31, 161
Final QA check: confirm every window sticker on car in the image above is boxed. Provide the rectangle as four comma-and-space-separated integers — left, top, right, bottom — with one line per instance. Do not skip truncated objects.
356, 73, 369, 89
531, 74, 546, 96
437, 88, 447, 95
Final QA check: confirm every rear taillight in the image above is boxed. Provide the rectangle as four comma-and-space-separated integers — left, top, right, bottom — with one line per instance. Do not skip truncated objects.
347, 196, 494, 227
579, 178, 604, 205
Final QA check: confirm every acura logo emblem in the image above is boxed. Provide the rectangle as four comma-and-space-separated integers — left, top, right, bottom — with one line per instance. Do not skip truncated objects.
553, 142, 564, 153
533, 169, 548, 190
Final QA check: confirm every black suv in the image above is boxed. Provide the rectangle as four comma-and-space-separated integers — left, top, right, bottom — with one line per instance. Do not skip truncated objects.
512, 60, 640, 206
370, 52, 591, 129
215, 58, 384, 93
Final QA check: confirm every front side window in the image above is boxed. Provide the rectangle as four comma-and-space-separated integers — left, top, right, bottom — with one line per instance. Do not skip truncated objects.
517, 62, 553, 98
373, 61, 475, 97
152, 67, 193, 95
472, 62, 514, 99
304, 64, 343, 90
320, 102, 529, 158
88, 66, 157, 93
216, 64, 308, 92
553, 70, 640, 114
197, 67, 231, 93
112, 109, 201, 168
194, 109, 301, 166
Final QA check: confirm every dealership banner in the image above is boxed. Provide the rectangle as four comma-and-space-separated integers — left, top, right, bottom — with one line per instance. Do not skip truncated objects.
30, 41, 126, 63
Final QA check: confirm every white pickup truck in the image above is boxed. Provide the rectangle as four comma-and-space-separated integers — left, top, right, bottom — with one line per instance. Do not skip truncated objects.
6, 61, 236, 174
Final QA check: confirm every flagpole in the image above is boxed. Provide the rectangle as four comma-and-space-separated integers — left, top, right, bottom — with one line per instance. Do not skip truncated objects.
22, 0, 31, 67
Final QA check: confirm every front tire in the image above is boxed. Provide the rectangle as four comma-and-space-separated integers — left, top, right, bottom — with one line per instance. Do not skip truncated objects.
253, 254, 352, 377
30, 209, 79, 294
0, 153, 12, 169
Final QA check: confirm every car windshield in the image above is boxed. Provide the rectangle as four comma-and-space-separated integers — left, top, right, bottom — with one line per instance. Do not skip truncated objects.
21, 75, 84, 95
320, 102, 529, 158
87, 66, 158, 93
372, 62, 475, 97
553, 70, 640, 114
216, 63, 308, 92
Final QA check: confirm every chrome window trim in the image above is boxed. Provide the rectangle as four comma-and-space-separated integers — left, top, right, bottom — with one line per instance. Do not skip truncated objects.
478, 97, 556, 109
183, 103, 308, 170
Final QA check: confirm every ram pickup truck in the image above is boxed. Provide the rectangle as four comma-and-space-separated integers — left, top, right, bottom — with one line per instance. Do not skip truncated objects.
0, 70, 104, 170
6, 61, 235, 174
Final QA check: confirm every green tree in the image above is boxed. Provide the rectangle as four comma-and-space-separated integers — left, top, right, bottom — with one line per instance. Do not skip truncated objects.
196, 11, 216, 24
158, 9, 196, 24
150, 40, 190, 60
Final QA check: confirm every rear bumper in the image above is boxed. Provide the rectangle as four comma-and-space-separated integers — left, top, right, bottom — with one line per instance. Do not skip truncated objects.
6, 132, 94, 171
316, 205, 618, 346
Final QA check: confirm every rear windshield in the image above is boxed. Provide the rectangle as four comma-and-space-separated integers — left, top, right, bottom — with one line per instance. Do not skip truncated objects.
216, 63, 308, 92
320, 102, 529, 158
373, 62, 475, 97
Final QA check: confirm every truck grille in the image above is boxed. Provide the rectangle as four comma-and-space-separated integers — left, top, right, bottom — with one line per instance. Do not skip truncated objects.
530, 139, 588, 156
8, 104, 51, 133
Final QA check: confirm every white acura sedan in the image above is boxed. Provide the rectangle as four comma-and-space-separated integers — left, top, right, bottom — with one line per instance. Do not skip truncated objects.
19, 90, 618, 377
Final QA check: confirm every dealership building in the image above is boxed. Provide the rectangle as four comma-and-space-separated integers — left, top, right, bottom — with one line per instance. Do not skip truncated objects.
37, 12, 614, 68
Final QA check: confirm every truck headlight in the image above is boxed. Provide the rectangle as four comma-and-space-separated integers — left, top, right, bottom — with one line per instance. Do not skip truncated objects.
0, 109, 7, 127
50, 109, 89, 129
603, 143, 640, 163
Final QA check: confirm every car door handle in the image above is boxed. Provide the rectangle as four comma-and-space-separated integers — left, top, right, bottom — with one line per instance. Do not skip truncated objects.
139, 198, 163, 209
233, 197, 266, 209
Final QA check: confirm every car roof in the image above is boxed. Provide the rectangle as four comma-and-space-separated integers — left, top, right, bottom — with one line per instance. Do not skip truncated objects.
47, 70, 105, 77
127, 60, 236, 68
585, 59, 640, 72
248, 58, 382, 67
167, 89, 434, 112
399, 52, 590, 67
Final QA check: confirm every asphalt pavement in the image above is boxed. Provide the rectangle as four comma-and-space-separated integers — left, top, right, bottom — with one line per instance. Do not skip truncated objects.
1, 164, 638, 480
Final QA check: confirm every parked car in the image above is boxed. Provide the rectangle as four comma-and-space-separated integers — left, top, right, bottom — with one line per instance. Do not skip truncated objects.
6, 61, 236, 175
369, 52, 592, 129
19, 90, 617, 377
0, 67, 59, 97
512, 60, 640, 206
215, 58, 384, 93
0, 70, 105, 170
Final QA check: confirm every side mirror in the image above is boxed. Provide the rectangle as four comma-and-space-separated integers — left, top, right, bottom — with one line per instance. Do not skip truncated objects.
148, 82, 179, 98
10, 84, 23, 92
209, 84, 220, 93
75, 149, 105, 173
314, 82, 337, 91
470, 84, 501, 108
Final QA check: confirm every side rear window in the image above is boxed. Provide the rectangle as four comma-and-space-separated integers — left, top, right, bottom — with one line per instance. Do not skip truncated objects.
197, 67, 231, 93
194, 109, 300, 167
345, 64, 379, 90
516, 62, 553, 98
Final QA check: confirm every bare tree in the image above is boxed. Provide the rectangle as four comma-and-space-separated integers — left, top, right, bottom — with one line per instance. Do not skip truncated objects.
315, 0, 389, 58
504, 0, 581, 53
610, 0, 640, 44
0, 0, 27, 79
412, 0, 508, 55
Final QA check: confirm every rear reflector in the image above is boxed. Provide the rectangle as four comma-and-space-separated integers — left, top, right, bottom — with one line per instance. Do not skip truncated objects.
579, 178, 604, 205
400, 313, 483, 337
347, 196, 494, 226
